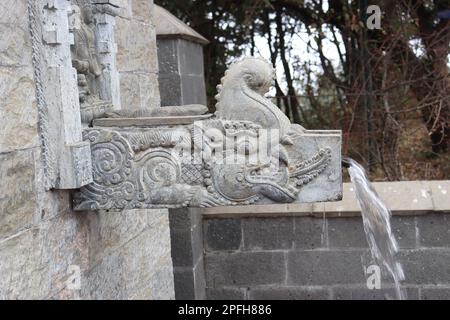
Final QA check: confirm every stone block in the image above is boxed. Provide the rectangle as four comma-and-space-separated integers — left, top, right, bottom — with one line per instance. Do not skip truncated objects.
0, 14, 33, 67
399, 249, 450, 285
369, 181, 433, 214
287, 250, 368, 286
170, 227, 194, 267
119, 72, 161, 111
180, 74, 207, 105
193, 256, 206, 300
138, 73, 161, 110
158, 73, 182, 106
206, 288, 246, 300
38, 212, 90, 298
169, 208, 202, 230
121, 217, 173, 299
249, 287, 330, 300
0, 66, 39, 152
428, 181, 450, 212
323, 181, 434, 216
115, 18, 158, 73
157, 39, 179, 74
191, 223, 204, 265
390, 216, 417, 249
421, 287, 450, 300
204, 219, 242, 252
328, 217, 368, 248
130, 0, 153, 23
417, 214, 450, 247
81, 250, 125, 299
178, 39, 205, 76
0, 228, 49, 299
332, 286, 419, 300
173, 267, 195, 300
149, 264, 175, 300
0, 149, 37, 239
205, 252, 286, 287
293, 217, 325, 249
87, 209, 148, 266
242, 217, 294, 250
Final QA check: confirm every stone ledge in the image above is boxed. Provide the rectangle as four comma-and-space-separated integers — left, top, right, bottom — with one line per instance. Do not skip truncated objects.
203, 181, 450, 218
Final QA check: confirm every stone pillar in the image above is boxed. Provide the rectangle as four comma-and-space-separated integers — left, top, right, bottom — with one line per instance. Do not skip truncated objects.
169, 208, 206, 300
154, 5, 209, 107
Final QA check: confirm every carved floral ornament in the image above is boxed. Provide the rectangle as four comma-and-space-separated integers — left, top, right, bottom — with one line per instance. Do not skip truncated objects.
73, 57, 343, 210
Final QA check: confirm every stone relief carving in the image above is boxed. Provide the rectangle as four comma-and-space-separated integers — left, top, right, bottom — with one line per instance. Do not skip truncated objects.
28, 0, 92, 189
69, 0, 120, 124
74, 57, 342, 210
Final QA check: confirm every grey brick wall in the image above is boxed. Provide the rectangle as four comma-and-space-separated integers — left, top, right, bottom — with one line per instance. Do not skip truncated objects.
201, 213, 450, 300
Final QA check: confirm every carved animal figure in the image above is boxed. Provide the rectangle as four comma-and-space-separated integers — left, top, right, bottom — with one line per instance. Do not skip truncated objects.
215, 57, 292, 136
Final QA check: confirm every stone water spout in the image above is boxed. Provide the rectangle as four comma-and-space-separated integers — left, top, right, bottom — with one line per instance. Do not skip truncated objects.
73, 57, 342, 210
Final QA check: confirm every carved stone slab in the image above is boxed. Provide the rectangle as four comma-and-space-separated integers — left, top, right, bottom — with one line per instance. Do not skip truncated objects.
73, 57, 342, 210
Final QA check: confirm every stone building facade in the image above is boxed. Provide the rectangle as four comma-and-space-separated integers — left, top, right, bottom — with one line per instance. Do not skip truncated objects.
0, 0, 174, 299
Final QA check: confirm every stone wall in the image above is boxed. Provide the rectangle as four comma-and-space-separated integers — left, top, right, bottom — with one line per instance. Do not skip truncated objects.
169, 181, 450, 300
0, 0, 174, 299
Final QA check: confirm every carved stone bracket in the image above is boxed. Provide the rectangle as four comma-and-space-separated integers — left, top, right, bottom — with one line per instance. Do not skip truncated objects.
74, 58, 343, 210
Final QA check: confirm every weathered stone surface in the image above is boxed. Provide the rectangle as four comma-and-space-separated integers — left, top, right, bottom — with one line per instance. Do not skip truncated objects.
193, 256, 206, 300
205, 252, 285, 287
38, 211, 90, 298
157, 39, 179, 74
421, 287, 450, 300
293, 217, 325, 249
333, 286, 419, 300
115, 18, 158, 73
0, 0, 175, 300
0, 149, 36, 239
178, 40, 205, 75
428, 181, 450, 212
328, 217, 368, 248
249, 287, 330, 300
158, 73, 182, 106
130, 0, 153, 23
0, 0, 32, 66
0, 228, 49, 299
83, 210, 174, 299
390, 216, 417, 249
207, 288, 247, 300
87, 209, 149, 265
120, 220, 174, 299
173, 267, 195, 300
118, 72, 161, 111
0, 67, 39, 153
417, 214, 450, 247
181, 74, 207, 105
242, 217, 294, 250
287, 251, 368, 285
204, 219, 242, 252
400, 249, 450, 285
169, 208, 202, 230
170, 228, 195, 267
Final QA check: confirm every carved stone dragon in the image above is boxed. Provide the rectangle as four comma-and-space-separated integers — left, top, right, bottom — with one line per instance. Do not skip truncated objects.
73, 57, 342, 210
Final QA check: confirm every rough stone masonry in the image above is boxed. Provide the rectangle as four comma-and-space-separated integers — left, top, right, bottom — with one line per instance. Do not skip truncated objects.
0, 0, 174, 299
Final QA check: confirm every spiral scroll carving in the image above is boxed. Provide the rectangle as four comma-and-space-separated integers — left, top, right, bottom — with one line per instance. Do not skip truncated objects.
89, 132, 132, 186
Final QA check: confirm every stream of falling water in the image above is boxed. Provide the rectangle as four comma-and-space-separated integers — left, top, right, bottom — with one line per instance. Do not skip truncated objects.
344, 158, 407, 300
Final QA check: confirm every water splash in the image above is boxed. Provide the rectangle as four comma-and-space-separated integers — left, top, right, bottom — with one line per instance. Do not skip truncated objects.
344, 158, 407, 300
